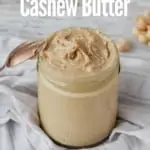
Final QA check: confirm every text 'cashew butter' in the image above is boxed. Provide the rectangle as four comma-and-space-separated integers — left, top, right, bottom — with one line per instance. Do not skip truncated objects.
37, 27, 120, 148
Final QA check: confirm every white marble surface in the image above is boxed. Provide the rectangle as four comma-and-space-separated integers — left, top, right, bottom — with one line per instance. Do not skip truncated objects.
0, 0, 150, 61
0, 0, 149, 38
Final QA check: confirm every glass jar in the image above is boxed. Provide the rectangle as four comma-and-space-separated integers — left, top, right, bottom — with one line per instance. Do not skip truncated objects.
37, 32, 120, 148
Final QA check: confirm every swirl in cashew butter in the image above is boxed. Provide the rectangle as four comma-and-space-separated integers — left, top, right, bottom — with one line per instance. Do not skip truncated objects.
43, 28, 110, 73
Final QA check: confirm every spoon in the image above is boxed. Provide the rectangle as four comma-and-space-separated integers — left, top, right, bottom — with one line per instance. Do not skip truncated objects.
0, 39, 47, 72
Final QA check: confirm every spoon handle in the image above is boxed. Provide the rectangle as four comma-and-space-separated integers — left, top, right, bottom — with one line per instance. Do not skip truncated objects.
0, 64, 5, 72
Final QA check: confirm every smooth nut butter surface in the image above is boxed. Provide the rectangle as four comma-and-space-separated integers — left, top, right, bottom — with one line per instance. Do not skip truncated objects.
37, 27, 120, 147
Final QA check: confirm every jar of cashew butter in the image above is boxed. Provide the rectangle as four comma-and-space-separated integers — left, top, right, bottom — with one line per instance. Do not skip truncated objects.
37, 27, 120, 148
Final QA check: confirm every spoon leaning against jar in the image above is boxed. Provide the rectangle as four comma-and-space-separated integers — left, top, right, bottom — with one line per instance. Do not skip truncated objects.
0, 39, 47, 72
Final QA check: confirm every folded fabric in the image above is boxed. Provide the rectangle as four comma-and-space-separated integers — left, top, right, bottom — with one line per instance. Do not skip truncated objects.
0, 36, 150, 150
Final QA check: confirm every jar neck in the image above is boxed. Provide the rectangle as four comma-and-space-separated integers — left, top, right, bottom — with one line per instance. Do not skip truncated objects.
38, 64, 119, 93
37, 50, 120, 93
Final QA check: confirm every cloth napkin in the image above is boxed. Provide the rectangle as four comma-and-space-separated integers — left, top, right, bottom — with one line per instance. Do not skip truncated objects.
0, 36, 150, 150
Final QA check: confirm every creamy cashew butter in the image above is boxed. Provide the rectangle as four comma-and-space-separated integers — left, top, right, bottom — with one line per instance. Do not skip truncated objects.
37, 27, 120, 147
